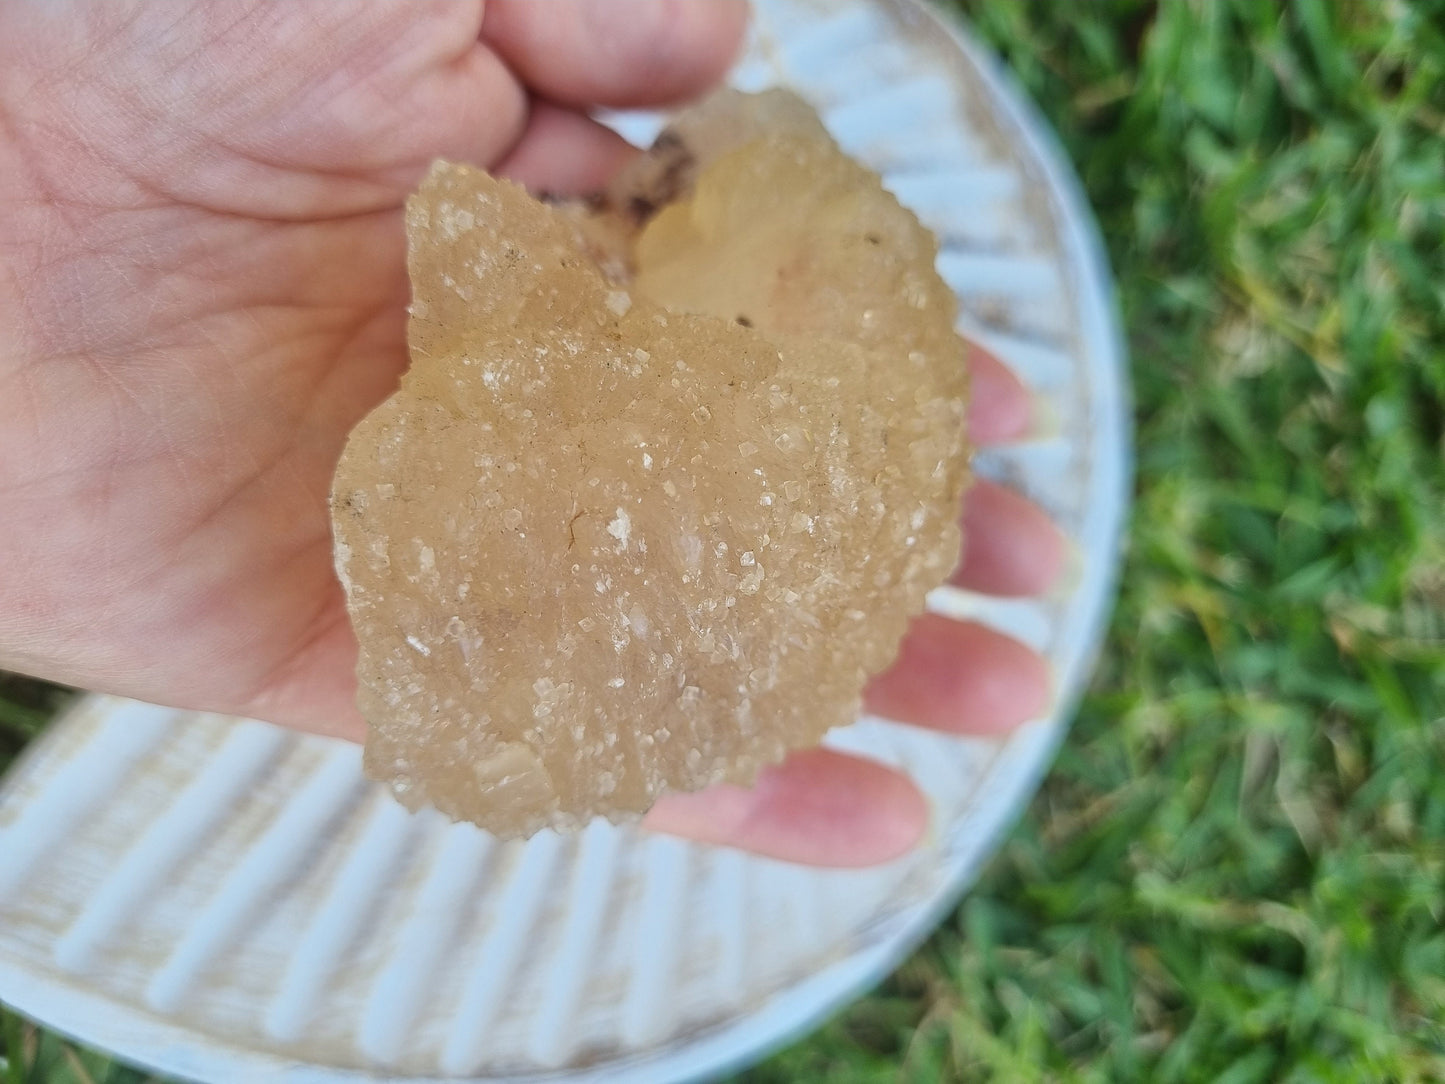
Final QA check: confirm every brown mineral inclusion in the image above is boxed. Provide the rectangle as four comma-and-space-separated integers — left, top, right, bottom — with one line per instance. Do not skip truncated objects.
332, 91, 971, 836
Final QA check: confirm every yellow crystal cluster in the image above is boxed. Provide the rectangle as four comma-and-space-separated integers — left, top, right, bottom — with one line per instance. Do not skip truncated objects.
331, 91, 970, 836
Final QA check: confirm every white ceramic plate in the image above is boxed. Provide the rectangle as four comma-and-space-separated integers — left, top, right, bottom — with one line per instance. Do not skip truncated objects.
0, 1, 1129, 1080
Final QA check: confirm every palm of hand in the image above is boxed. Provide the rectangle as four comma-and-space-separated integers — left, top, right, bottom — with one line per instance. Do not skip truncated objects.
4, 3, 592, 730
2, 0, 1059, 865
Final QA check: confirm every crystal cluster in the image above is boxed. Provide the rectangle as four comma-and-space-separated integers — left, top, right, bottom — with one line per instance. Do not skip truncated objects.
331, 91, 970, 836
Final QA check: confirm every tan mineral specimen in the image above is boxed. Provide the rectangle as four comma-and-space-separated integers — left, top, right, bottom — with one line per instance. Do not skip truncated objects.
331, 91, 971, 837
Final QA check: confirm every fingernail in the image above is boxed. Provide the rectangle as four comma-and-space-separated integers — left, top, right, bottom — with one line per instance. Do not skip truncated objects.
1047, 534, 1085, 599
1023, 395, 1061, 443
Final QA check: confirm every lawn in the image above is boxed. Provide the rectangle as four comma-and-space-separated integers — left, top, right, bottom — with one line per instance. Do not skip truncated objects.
5, 1, 1445, 1081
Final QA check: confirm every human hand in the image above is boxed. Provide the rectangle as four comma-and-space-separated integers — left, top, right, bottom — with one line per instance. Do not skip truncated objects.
0, 0, 1062, 866
0, 0, 748, 726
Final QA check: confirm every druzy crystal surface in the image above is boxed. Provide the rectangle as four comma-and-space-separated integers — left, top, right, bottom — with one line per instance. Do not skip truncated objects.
331, 92, 971, 836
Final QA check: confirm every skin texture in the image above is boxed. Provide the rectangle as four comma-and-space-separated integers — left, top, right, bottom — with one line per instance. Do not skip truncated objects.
0, 0, 1061, 866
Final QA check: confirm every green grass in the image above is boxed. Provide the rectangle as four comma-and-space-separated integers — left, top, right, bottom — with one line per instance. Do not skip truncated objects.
5, 1, 1445, 1081
744, 1, 1445, 1080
